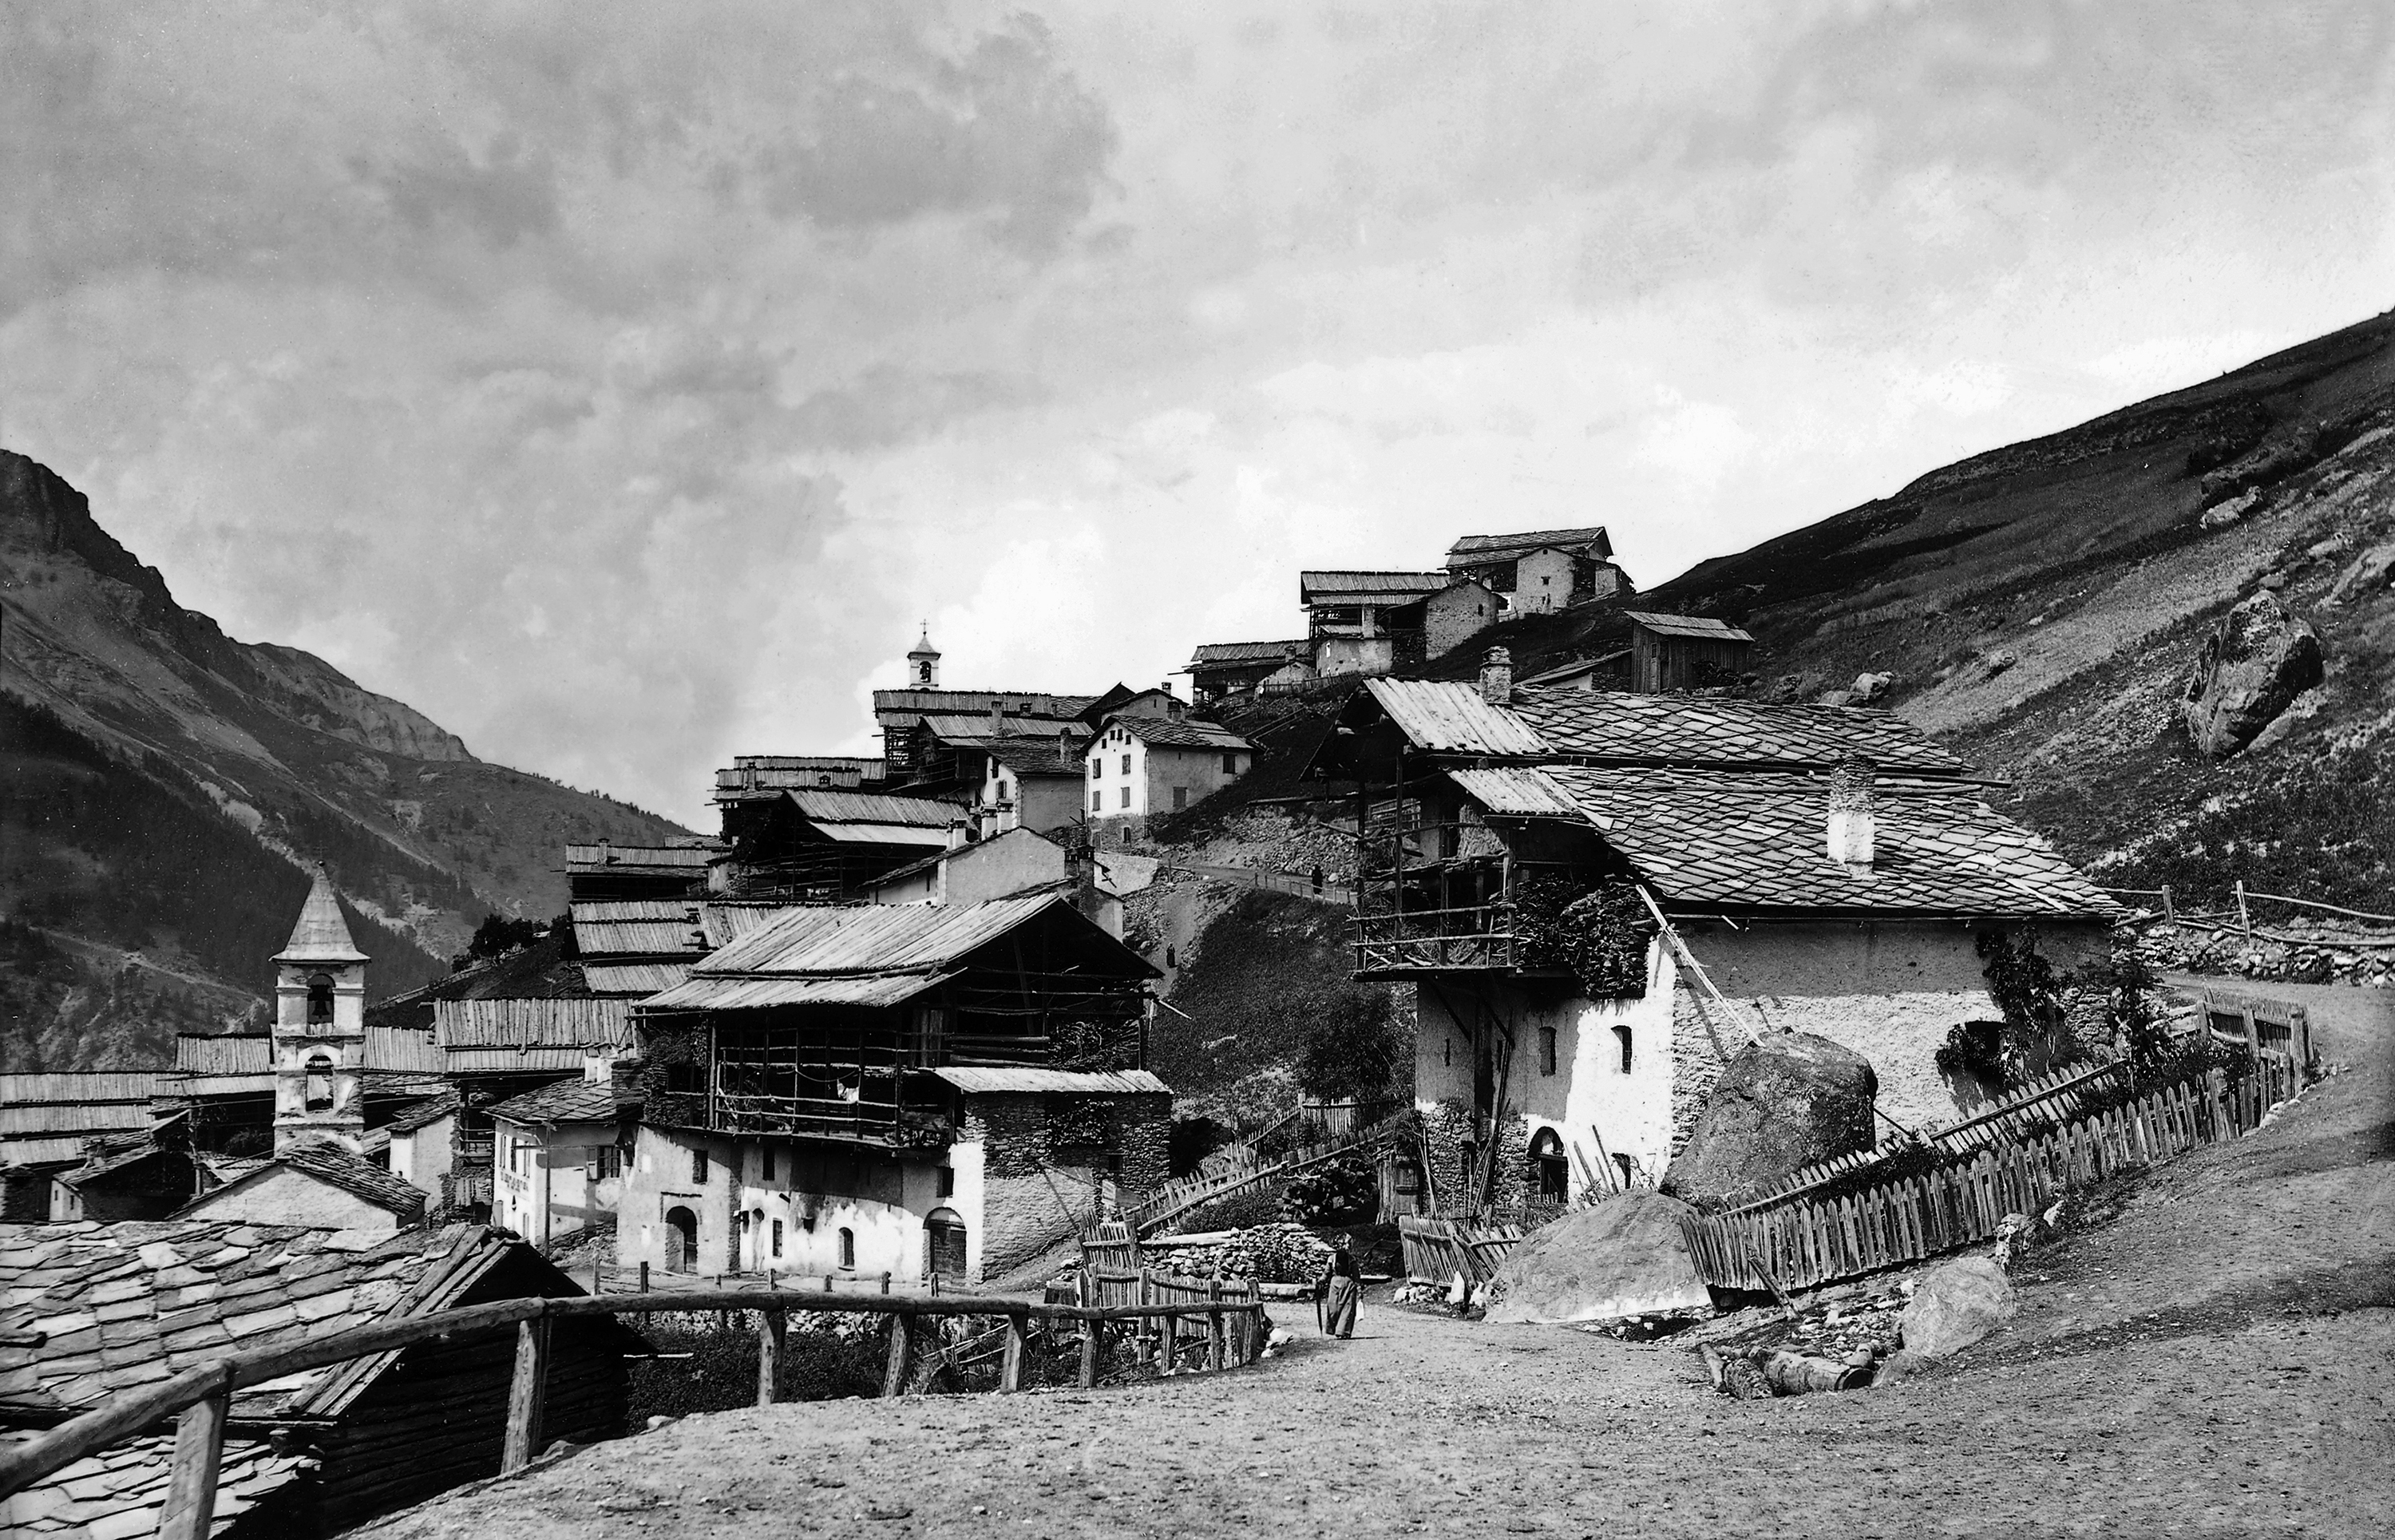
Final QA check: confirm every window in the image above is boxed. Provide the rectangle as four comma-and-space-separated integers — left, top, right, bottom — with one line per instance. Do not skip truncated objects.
1530, 1129, 1568, 1200
1541, 575, 1552, 586
1172, 786, 1188, 810
1091, 793, 1102, 814
761, 1145, 776, 1182
1538, 1027, 1558, 1076
837, 1227, 856, 1269
590, 1146, 620, 1180
1613, 1025, 1634, 1075
1119, 754, 1131, 775
691, 1147, 710, 1184
1442, 1037, 1451, 1067
305, 973, 335, 1026
1090, 758, 1101, 778
1118, 786, 1130, 808
1221, 752, 1238, 774
303, 1052, 335, 1113
771, 1219, 784, 1257
938, 1166, 956, 1198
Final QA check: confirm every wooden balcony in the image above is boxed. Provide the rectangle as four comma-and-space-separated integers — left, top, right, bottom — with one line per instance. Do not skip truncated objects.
1352, 905, 1518, 978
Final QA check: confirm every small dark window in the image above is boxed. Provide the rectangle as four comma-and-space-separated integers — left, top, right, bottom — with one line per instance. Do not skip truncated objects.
1119, 754, 1131, 775
1442, 1037, 1451, 1067
938, 1166, 956, 1198
1221, 752, 1238, 774
838, 1227, 856, 1269
665, 1062, 699, 1095
305, 973, 335, 1026
303, 1052, 335, 1113
1530, 1128, 1568, 1199
1172, 786, 1189, 810
1613, 1026, 1634, 1075
771, 1219, 784, 1257
590, 1146, 620, 1180
1538, 1027, 1558, 1076
761, 1145, 776, 1182
691, 1148, 710, 1184
1118, 787, 1130, 809
1092, 793, 1102, 813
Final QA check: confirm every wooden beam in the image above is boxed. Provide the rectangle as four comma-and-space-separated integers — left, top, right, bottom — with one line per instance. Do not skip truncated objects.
881, 1306, 914, 1399
1000, 1304, 1028, 1393
758, 1306, 786, 1407
156, 1380, 230, 1540
501, 1316, 550, 1473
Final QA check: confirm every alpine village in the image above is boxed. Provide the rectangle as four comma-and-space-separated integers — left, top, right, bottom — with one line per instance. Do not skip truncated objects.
5, 315, 2393, 1537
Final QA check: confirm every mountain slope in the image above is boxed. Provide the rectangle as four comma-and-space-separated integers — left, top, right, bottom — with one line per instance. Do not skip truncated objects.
0, 450, 690, 1070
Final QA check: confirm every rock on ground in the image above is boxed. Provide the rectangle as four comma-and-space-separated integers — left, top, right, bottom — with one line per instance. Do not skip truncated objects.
2181, 590, 2326, 757
1900, 1257, 2017, 1358
1484, 1192, 1711, 1325
1662, 1032, 1878, 1207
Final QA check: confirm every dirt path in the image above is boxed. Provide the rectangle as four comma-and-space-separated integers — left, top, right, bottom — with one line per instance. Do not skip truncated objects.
356, 985, 2393, 1540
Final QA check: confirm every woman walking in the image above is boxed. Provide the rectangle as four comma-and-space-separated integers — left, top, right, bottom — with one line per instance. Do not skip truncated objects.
1321, 1233, 1362, 1339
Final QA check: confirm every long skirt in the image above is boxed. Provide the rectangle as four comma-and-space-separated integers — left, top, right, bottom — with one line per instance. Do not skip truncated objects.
1324, 1276, 1360, 1338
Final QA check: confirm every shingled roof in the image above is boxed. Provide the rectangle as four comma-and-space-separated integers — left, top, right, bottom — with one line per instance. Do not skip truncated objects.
1095, 715, 1254, 751
176, 1141, 428, 1223
1445, 525, 1613, 565
0, 1222, 528, 1421
486, 1077, 635, 1126
275, 869, 366, 964
1189, 639, 1307, 667
1538, 766, 2118, 919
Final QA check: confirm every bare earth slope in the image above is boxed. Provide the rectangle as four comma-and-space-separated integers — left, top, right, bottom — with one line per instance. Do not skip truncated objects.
0, 450, 688, 1068
352, 984, 2391, 1540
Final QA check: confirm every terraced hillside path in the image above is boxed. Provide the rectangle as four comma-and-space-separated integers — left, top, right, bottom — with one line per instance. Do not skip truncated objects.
353, 984, 2393, 1540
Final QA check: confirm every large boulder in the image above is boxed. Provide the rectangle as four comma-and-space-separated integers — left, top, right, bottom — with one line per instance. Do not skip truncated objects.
1899, 1257, 2017, 1357
2181, 592, 2325, 757
1662, 1032, 1878, 1207
1485, 1192, 1711, 1324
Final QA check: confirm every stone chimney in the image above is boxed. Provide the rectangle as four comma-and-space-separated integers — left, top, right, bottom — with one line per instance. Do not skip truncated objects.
989, 699, 1008, 734
1479, 646, 1513, 706
1827, 755, 1877, 873
1057, 728, 1075, 767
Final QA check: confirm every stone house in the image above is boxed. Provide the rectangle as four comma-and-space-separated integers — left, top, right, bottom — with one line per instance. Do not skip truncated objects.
0, 1073, 164, 1221
861, 826, 1070, 907
0, 1221, 629, 1539
1316, 663, 2117, 1214
1300, 571, 1499, 677
975, 734, 1089, 835
1185, 639, 1309, 707
1083, 711, 1254, 824
488, 1071, 637, 1250
174, 1138, 428, 1229
1443, 525, 1630, 615
619, 893, 1166, 1285
46, 1124, 212, 1222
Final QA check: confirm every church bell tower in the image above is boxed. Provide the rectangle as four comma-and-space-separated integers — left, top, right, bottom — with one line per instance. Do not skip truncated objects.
271, 867, 368, 1154
907, 624, 941, 688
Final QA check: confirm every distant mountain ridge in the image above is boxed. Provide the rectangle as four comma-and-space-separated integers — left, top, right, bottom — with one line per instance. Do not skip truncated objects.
0, 449, 690, 1071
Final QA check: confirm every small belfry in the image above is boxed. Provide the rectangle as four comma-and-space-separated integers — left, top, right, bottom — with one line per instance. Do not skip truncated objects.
906, 622, 940, 688
271, 865, 368, 1154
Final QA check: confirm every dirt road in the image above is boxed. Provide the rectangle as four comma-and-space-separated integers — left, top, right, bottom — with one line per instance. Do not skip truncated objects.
356, 984, 2392, 1540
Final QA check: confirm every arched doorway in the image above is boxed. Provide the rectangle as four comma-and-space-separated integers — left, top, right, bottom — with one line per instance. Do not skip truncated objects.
1528, 1128, 1569, 1202
924, 1208, 968, 1283
664, 1205, 699, 1273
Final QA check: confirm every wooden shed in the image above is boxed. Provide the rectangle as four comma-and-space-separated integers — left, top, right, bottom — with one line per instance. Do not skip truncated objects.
1622, 612, 1756, 694
0, 1221, 631, 1538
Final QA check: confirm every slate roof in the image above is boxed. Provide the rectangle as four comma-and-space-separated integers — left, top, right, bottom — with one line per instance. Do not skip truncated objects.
276, 869, 366, 964
1096, 715, 1253, 751
1622, 611, 1756, 643
1445, 525, 1613, 565
1, 1426, 307, 1537
0, 1221, 523, 1420
486, 1078, 633, 1126
981, 735, 1087, 777
1509, 688, 1962, 772
1189, 640, 1308, 667
180, 1141, 426, 1221
1360, 679, 1552, 756
1538, 766, 2119, 919
386, 1090, 461, 1135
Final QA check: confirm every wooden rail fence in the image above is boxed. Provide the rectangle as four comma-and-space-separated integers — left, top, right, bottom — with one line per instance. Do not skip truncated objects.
1680, 1056, 2297, 1294
1126, 1109, 1415, 1237
0, 1285, 1269, 1540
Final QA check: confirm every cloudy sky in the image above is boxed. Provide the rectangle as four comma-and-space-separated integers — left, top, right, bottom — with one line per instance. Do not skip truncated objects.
6, 2, 2392, 828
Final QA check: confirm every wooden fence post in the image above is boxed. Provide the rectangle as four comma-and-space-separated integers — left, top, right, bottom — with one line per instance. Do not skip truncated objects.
2161, 883, 2174, 924
638, 1261, 649, 1293
2235, 879, 2251, 940
156, 1376, 231, 1540
1207, 1281, 1225, 1372
1000, 1304, 1028, 1393
881, 1305, 915, 1399
758, 1306, 786, 1407
1079, 1313, 1102, 1389
502, 1315, 550, 1474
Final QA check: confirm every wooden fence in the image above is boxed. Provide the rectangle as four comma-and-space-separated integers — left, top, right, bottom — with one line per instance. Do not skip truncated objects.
0, 1284, 1271, 1540
1395, 1215, 1524, 1288
1680, 1056, 2297, 1294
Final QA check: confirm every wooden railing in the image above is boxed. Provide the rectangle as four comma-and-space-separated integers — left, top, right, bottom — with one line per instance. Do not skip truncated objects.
1352, 906, 1517, 974
0, 1285, 1270, 1540
1124, 1109, 1416, 1237
1680, 1057, 2297, 1295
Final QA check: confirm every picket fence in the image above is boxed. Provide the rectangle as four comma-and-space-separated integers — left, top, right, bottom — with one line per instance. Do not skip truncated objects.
1395, 1214, 1524, 1288
1679, 1055, 2297, 1294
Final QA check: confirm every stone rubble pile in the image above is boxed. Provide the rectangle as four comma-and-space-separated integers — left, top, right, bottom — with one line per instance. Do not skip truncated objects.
2136, 921, 2393, 987
1147, 1221, 1334, 1285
